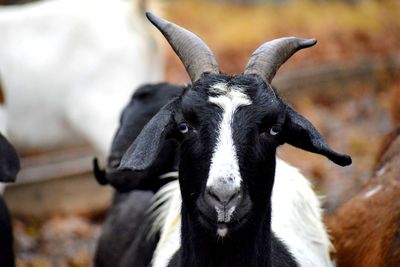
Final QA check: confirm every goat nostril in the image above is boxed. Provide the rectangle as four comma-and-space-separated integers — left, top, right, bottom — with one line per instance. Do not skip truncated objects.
205, 188, 241, 206
228, 191, 240, 203
206, 189, 222, 203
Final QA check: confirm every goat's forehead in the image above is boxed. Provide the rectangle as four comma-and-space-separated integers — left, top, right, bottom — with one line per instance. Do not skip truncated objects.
208, 82, 252, 108
208, 82, 246, 95
181, 79, 279, 122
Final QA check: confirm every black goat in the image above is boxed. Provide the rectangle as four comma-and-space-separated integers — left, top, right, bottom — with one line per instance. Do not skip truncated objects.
0, 133, 20, 267
93, 83, 182, 267
94, 82, 182, 192
118, 13, 351, 267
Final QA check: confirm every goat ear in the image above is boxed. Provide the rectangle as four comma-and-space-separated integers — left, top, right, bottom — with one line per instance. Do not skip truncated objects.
0, 133, 20, 182
118, 100, 178, 171
281, 105, 352, 166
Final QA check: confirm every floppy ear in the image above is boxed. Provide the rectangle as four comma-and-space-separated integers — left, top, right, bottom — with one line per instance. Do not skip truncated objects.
0, 133, 20, 182
119, 100, 179, 171
281, 105, 352, 166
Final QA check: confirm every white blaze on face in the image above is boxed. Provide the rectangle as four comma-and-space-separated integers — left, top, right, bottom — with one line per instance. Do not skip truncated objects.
207, 83, 252, 220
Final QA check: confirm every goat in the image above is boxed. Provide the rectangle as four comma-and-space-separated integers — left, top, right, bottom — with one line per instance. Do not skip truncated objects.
93, 83, 182, 267
94, 82, 335, 266
0, 133, 20, 267
328, 125, 400, 267
93, 83, 334, 267
0, 0, 162, 156
116, 13, 352, 266
94, 83, 334, 267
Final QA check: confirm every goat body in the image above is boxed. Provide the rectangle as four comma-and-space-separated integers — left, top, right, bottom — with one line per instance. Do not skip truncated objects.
94, 190, 157, 267
0, 132, 20, 267
328, 126, 400, 267
151, 159, 333, 267
0, 196, 14, 267
94, 83, 182, 267
0, 0, 162, 155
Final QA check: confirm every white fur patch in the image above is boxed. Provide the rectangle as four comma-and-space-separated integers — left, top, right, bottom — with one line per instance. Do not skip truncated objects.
363, 184, 382, 199
150, 179, 181, 267
147, 173, 180, 240
271, 158, 333, 267
376, 165, 387, 177
206, 83, 251, 205
0, 0, 163, 156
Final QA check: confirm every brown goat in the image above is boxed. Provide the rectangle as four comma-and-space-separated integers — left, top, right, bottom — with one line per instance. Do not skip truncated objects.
328, 125, 400, 267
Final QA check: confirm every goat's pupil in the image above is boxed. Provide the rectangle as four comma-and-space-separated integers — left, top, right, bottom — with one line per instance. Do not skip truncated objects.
178, 123, 189, 134
270, 126, 280, 136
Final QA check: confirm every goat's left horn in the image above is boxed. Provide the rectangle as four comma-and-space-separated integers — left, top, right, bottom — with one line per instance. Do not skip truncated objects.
146, 12, 219, 82
244, 37, 317, 84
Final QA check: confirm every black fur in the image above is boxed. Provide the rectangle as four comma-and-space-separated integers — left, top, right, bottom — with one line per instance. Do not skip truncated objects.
0, 197, 15, 267
0, 133, 20, 267
93, 83, 182, 192
121, 73, 351, 266
168, 232, 298, 267
0, 133, 20, 183
94, 83, 182, 267
94, 191, 157, 267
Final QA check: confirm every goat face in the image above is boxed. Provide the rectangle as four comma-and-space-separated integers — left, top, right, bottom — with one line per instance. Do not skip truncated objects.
93, 83, 182, 191
177, 74, 285, 236
119, 13, 351, 238
108, 83, 182, 170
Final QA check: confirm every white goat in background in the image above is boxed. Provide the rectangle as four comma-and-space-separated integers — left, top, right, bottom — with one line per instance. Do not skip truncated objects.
0, 0, 163, 157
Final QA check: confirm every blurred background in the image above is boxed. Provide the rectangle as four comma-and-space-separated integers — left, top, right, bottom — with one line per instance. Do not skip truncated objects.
0, 0, 399, 266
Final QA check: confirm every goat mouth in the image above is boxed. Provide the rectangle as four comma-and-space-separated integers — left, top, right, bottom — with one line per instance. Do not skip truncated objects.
197, 210, 248, 234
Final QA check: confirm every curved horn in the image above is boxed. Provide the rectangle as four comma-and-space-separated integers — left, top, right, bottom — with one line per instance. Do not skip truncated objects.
244, 37, 317, 84
146, 12, 219, 82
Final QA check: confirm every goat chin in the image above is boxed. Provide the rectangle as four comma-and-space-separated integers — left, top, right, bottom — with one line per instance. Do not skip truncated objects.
148, 158, 333, 267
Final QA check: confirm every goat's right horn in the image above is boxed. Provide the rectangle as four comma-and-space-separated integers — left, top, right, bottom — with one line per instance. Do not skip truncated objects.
146, 12, 219, 82
244, 37, 317, 84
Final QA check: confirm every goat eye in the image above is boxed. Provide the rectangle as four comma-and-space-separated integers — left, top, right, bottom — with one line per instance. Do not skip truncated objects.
178, 122, 190, 134
269, 126, 280, 136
